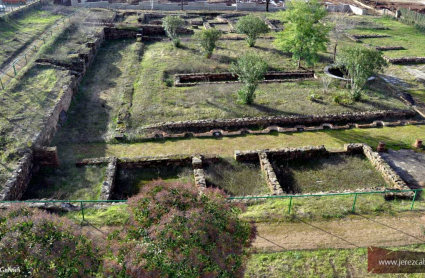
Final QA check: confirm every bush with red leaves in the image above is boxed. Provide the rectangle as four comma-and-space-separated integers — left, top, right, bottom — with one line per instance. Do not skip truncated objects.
0, 205, 102, 278
104, 180, 256, 278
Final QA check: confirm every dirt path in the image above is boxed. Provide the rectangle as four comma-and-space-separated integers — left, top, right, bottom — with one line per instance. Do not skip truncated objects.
254, 211, 425, 252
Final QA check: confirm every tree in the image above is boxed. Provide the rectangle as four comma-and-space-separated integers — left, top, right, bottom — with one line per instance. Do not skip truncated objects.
235, 15, 270, 47
329, 14, 356, 62
104, 180, 256, 278
336, 46, 388, 100
230, 53, 268, 105
0, 205, 101, 278
274, 0, 330, 68
266, 0, 271, 12
162, 16, 185, 47
193, 28, 221, 58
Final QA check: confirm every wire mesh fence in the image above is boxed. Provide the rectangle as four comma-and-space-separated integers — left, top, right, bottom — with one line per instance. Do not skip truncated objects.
0, 189, 422, 223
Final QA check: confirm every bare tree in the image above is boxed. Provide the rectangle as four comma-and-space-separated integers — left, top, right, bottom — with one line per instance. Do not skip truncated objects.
330, 15, 356, 62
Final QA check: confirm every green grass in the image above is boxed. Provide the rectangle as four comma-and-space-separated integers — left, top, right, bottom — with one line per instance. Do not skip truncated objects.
113, 166, 194, 199
66, 204, 129, 226
204, 158, 269, 196
0, 5, 70, 67
129, 39, 407, 130
347, 16, 425, 58
272, 154, 387, 194
240, 193, 425, 223
0, 64, 71, 187
245, 245, 425, 278
23, 164, 106, 200
56, 125, 425, 161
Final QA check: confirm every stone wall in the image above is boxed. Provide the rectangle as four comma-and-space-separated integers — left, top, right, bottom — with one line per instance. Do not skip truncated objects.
99, 157, 118, 200
236, 145, 328, 162
258, 151, 283, 195
383, 56, 425, 65
33, 147, 59, 167
135, 117, 424, 142
192, 156, 206, 190
174, 71, 315, 87
344, 143, 413, 197
0, 151, 34, 201
0, 26, 107, 200
141, 109, 417, 134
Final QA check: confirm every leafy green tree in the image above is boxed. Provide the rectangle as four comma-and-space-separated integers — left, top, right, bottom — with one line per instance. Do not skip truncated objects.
275, 0, 330, 68
0, 205, 101, 278
104, 180, 256, 278
162, 16, 185, 47
193, 28, 221, 58
336, 46, 388, 100
230, 53, 268, 104
235, 15, 270, 47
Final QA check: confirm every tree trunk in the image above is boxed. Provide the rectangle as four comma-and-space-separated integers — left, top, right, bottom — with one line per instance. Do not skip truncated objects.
298, 58, 301, 69
333, 43, 338, 63
181, 0, 183, 10
266, 0, 269, 12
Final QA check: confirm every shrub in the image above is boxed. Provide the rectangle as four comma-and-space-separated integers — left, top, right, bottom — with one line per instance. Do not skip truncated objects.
162, 16, 185, 47
104, 180, 256, 278
193, 28, 221, 58
309, 93, 323, 102
235, 15, 270, 47
336, 46, 387, 101
332, 91, 353, 105
0, 205, 101, 278
230, 53, 268, 105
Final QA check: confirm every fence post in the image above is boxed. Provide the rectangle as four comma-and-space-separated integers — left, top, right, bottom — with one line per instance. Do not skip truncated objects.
288, 196, 293, 214
80, 201, 85, 221
352, 193, 358, 212
410, 190, 418, 210
13, 64, 17, 76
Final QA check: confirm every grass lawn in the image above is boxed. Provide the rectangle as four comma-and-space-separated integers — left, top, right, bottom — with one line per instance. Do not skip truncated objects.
0, 64, 71, 187
129, 39, 408, 130
52, 39, 142, 143
23, 164, 106, 200
240, 188, 425, 222
0, 5, 72, 67
271, 153, 387, 194
347, 16, 425, 58
113, 166, 194, 199
245, 245, 425, 278
204, 158, 269, 196
56, 125, 425, 161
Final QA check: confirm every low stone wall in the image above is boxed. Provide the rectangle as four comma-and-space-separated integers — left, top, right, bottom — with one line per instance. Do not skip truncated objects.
174, 71, 316, 86
104, 27, 140, 39
236, 145, 328, 163
235, 144, 414, 198
99, 157, 118, 200
192, 156, 206, 190
0, 27, 107, 200
347, 33, 390, 42
344, 143, 413, 197
375, 46, 404, 51
0, 151, 34, 201
141, 109, 417, 135
383, 56, 425, 65
77, 154, 219, 168
258, 152, 283, 195
33, 147, 59, 167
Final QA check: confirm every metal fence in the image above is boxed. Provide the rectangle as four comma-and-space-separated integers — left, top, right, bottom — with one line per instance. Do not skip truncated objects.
0, 188, 422, 222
